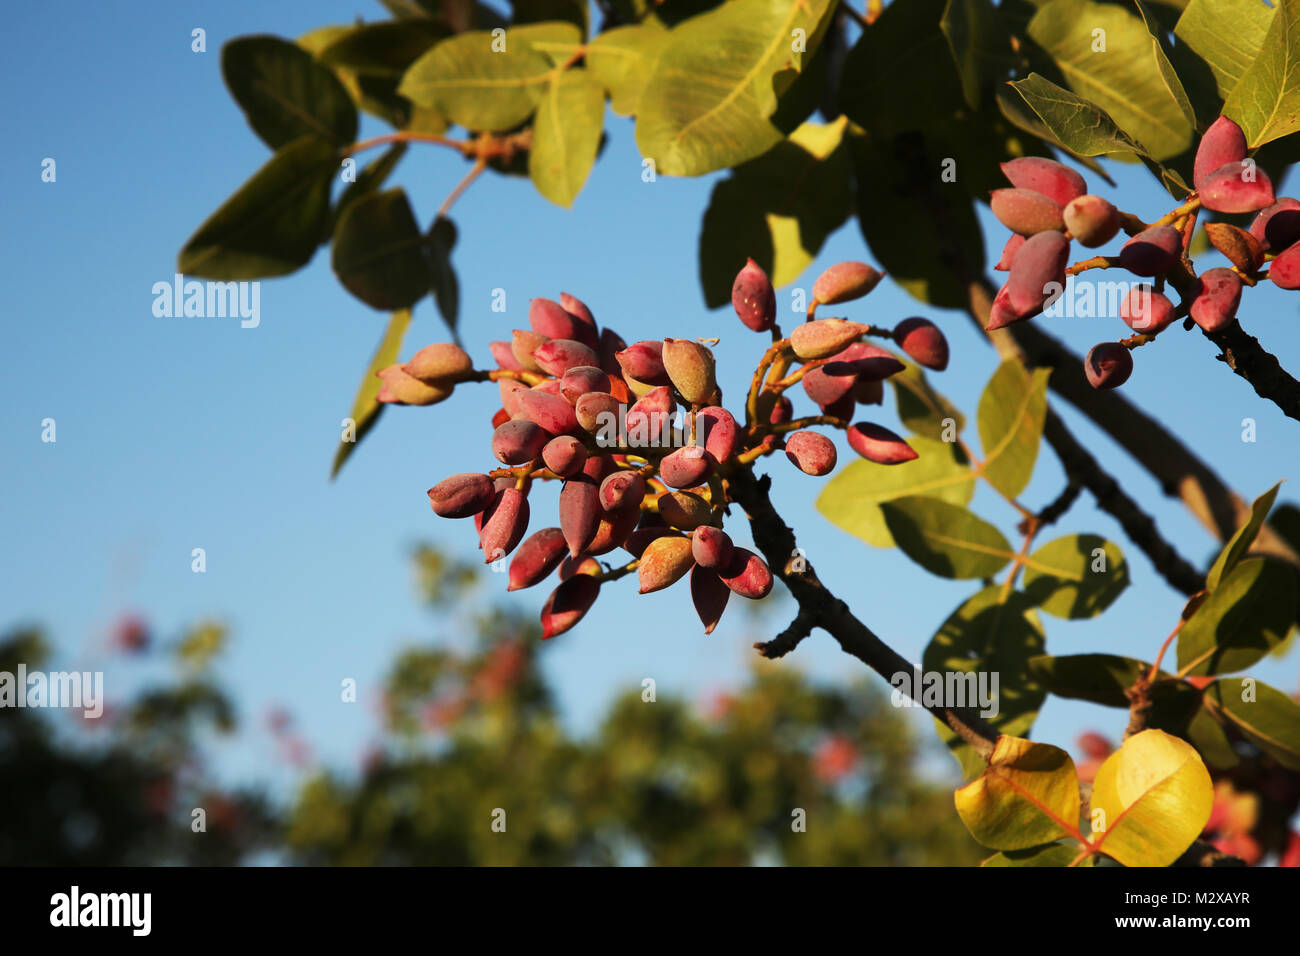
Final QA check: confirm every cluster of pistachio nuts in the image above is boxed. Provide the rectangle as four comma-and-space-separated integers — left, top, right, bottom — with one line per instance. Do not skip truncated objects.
389, 258, 949, 638
987, 115, 1294, 390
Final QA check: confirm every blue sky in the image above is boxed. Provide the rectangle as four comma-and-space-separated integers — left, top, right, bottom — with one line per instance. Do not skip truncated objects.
2, 0, 1298, 799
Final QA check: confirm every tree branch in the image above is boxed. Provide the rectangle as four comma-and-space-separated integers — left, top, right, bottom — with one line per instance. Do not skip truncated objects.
727, 467, 999, 759
1200, 320, 1300, 423
754, 607, 816, 659
966, 279, 1300, 573
1035, 476, 1082, 528
1042, 411, 1204, 596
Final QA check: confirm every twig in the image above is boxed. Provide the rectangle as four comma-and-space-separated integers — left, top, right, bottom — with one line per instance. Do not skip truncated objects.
968, 280, 1300, 572
728, 467, 999, 758
343, 132, 471, 158
438, 157, 488, 218
1036, 479, 1082, 528
1042, 411, 1204, 596
1200, 320, 1300, 423
754, 608, 816, 659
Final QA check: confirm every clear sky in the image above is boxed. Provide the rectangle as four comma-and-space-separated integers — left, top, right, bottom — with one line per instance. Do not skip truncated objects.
3, 0, 1298, 798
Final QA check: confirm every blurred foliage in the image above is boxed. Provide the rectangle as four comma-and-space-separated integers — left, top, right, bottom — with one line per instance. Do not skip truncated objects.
0, 623, 275, 865
7, 544, 1297, 865
0, 544, 982, 865
283, 546, 982, 865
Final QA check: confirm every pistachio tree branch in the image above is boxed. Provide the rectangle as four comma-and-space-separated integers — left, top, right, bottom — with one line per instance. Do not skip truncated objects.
1041, 411, 1204, 596
966, 279, 1300, 574
727, 466, 999, 759
1199, 319, 1300, 423
754, 607, 817, 659
888, 123, 1297, 572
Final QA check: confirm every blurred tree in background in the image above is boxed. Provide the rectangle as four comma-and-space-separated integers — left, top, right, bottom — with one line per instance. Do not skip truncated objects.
0, 623, 276, 865
1, 546, 982, 865
286, 547, 981, 865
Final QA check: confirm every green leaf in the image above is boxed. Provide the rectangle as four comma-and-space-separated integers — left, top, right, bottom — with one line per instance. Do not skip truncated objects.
1028, 653, 1153, 708
1186, 705, 1239, 769
1135, 0, 1197, 131
1090, 729, 1213, 866
179, 136, 338, 280
529, 69, 605, 207
816, 438, 974, 548
699, 117, 850, 307
838, 0, 966, 135
1174, 0, 1278, 102
940, 0, 1012, 108
976, 360, 1050, 501
398, 22, 580, 131
982, 842, 1085, 867
954, 736, 1080, 850
1003, 73, 1149, 157
1203, 677, 1300, 769
510, 0, 589, 34
1021, 535, 1129, 619
1208, 481, 1282, 589
335, 143, 408, 229
635, 0, 836, 176
300, 24, 449, 132
585, 20, 668, 116
1027, 0, 1193, 160
925, 586, 1046, 777
331, 309, 413, 479
1224, 0, 1300, 147
331, 188, 430, 311
847, 130, 986, 309
889, 362, 966, 439
222, 35, 358, 149
427, 216, 460, 334
881, 496, 1015, 579
316, 19, 451, 75
1177, 558, 1297, 676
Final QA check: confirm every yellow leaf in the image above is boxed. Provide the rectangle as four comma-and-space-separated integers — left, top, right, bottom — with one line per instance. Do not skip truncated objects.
954, 735, 1081, 850
1089, 729, 1213, 866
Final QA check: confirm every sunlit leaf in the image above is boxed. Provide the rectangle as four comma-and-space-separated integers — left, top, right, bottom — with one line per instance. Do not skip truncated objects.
635, 0, 836, 176
881, 496, 1015, 579
1208, 481, 1283, 589
1174, 0, 1279, 102
1021, 535, 1129, 619
925, 586, 1046, 777
1089, 729, 1213, 866
889, 362, 966, 439
1203, 677, 1300, 769
529, 69, 605, 207
399, 22, 580, 131
699, 117, 851, 307
1177, 558, 1296, 676
816, 439, 975, 548
585, 20, 668, 116
982, 842, 1086, 866
955, 735, 1081, 851
976, 360, 1050, 501
331, 309, 413, 479
1003, 73, 1149, 157
1027, 0, 1193, 160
